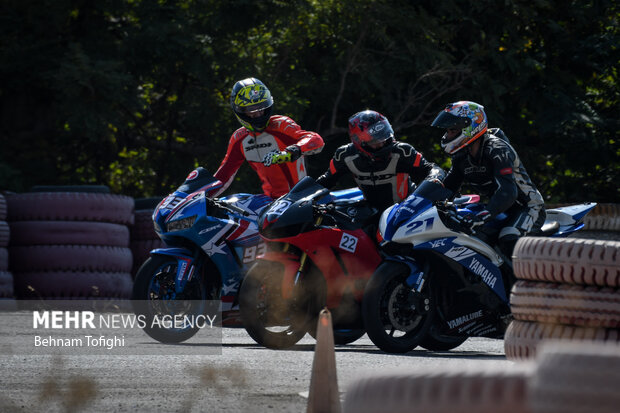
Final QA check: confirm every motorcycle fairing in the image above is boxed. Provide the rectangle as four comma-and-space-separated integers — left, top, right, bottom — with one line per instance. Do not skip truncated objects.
382, 253, 506, 339
546, 202, 597, 236
414, 237, 507, 302
383, 255, 426, 292
286, 228, 381, 307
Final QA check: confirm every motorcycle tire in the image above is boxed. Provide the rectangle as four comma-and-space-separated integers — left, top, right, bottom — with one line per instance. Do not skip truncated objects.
362, 261, 434, 353
420, 328, 468, 351
308, 328, 366, 345
239, 260, 309, 349
132, 255, 211, 344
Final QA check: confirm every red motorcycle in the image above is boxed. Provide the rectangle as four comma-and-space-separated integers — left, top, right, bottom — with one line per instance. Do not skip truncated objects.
239, 177, 382, 349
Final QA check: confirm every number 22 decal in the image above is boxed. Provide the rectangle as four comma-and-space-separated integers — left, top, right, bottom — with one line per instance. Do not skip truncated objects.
339, 233, 358, 253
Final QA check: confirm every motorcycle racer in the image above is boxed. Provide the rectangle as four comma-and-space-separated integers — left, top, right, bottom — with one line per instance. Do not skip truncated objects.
317, 109, 445, 212
212, 77, 324, 198
431, 100, 545, 262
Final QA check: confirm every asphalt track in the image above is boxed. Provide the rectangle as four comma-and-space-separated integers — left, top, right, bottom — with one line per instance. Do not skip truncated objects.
0, 326, 509, 413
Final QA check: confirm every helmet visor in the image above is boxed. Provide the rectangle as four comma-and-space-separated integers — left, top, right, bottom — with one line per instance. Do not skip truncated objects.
235, 99, 273, 114
431, 111, 471, 129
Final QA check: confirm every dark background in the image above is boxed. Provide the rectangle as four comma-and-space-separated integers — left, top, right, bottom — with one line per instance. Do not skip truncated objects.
1, 0, 618, 203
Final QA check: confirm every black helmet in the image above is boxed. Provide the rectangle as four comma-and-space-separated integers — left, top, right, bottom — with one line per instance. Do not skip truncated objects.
348, 110, 395, 161
230, 78, 274, 132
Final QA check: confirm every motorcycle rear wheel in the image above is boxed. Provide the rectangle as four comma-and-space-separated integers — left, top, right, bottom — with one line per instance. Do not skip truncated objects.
240, 260, 310, 349
420, 327, 468, 351
363, 261, 434, 353
132, 255, 212, 343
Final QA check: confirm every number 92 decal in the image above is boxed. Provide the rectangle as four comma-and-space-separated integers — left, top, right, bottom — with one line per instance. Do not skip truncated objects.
339, 233, 358, 253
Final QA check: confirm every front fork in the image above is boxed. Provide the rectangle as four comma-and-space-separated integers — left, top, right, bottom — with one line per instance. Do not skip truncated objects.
150, 247, 201, 294
281, 215, 323, 298
292, 215, 322, 286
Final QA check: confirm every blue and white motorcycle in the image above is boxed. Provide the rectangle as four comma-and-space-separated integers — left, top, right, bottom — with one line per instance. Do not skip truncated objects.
362, 180, 596, 353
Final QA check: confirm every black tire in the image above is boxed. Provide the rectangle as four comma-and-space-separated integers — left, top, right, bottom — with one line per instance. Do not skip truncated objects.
362, 261, 434, 353
130, 210, 160, 241
130, 238, 167, 278
9, 221, 129, 247
0, 221, 8, 247
0, 194, 7, 220
9, 245, 132, 272
0, 248, 8, 271
132, 255, 213, 344
0, 271, 14, 298
14, 271, 132, 299
239, 260, 309, 349
309, 328, 366, 345
7, 192, 134, 225
420, 327, 468, 351
29, 185, 111, 193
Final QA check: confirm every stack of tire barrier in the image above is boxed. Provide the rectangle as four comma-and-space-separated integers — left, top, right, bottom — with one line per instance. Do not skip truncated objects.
7, 188, 135, 299
129, 197, 166, 279
580, 203, 620, 240
343, 341, 620, 413
0, 193, 15, 304
505, 236, 620, 359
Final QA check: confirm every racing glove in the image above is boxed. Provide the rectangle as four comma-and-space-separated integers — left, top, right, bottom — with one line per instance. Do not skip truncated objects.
262, 145, 301, 167
462, 210, 492, 231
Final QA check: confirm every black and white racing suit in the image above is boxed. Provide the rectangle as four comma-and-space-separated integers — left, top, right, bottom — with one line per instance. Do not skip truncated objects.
443, 129, 545, 260
317, 142, 445, 212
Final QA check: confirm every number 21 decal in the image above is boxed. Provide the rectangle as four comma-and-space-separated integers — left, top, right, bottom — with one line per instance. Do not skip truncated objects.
339, 233, 358, 253
405, 217, 434, 235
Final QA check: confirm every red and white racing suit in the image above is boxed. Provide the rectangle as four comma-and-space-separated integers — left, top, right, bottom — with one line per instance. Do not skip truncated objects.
213, 115, 324, 198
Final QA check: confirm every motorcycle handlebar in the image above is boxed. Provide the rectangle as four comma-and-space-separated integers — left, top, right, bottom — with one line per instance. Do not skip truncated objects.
313, 204, 354, 222
207, 198, 251, 217
436, 201, 477, 236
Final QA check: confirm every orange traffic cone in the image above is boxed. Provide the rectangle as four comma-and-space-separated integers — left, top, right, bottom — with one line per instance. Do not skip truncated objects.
307, 308, 341, 413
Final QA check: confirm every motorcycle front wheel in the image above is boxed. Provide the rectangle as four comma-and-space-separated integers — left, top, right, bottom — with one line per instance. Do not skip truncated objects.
362, 261, 434, 353
132, 255, 213, 343
239, 260, 310, 349
308, 328, 366, 345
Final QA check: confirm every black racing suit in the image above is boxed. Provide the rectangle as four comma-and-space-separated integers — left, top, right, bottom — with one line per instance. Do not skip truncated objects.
443, 129, 545, 262
317, 142, 445, 212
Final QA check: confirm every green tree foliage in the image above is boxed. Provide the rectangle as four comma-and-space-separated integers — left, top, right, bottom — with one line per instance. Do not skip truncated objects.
0, 0, 617, 202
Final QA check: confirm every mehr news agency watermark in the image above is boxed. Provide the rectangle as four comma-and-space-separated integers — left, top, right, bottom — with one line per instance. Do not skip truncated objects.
1, 300, 223, 355
32, 310, 218, 350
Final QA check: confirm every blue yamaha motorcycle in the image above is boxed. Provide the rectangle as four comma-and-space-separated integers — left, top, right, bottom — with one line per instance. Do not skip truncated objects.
363, 180, 596, 353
